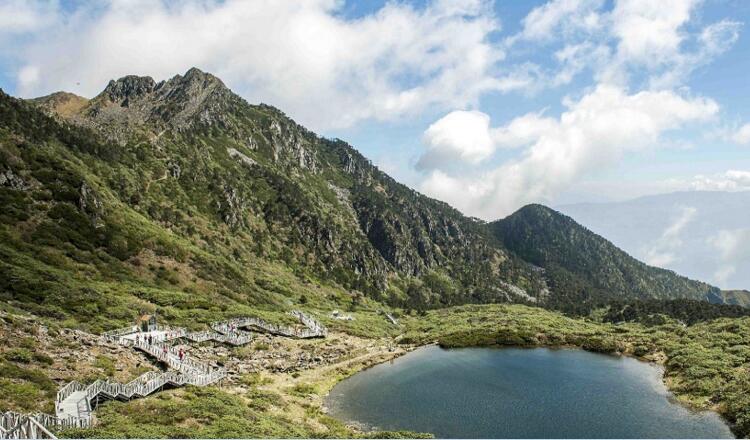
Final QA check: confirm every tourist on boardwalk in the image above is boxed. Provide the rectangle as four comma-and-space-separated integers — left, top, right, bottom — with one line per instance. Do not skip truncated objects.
178, 348, 184, 362
148, 335, 153, 345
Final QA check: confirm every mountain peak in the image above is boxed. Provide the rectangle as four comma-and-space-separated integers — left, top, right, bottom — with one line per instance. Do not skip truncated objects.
182, 67, 223, 85
515, 203, 556, 216
98, 68, 227, 107
103, 75, 157, 103
492, 204, 717, 309
65, 68, 241, 141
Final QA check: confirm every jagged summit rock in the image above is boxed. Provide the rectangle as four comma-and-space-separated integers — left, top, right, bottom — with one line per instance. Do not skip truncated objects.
99, 68, 228, 107
90, 68, 237, 138
30, 68, 239, 143
30, 68, 323, 172
102, 75, 157, 103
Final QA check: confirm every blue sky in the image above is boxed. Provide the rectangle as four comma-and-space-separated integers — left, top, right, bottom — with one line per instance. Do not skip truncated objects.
1, 0, 750, 218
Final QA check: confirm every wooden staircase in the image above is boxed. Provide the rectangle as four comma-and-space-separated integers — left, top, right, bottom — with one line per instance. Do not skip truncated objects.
3, 311, 326, 439
54, 339, 227, 424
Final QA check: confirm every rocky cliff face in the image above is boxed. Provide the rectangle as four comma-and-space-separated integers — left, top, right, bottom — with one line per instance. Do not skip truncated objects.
62, 68, 242, 143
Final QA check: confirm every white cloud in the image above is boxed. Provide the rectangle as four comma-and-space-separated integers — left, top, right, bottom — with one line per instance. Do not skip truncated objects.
417, 109, 557, 170
643, 206, 696, 267
516, 0, 604, 42
646, 18, 742, 89
602, 0, 742, 88
699, 19, 743, 56
417, 110, 496, 170
731, 123, 750, 145
707, 228, 750, 286
552, 42, 610, 86
420, 85, 719, 219
2, 0, 507, 130
492, 112, 558, 149
610, 0, 696, 64
0, 0, 57, 34
505, 0, 741, 92
689, 170, 750, 191
17, 65, 40, 90
414, 0, 739, 218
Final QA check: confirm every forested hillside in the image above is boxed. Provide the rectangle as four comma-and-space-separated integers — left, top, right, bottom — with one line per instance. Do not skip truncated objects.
491, 204, 718, 313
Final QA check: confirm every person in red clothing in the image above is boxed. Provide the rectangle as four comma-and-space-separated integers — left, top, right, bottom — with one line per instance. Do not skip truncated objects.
178, 348, 184, 362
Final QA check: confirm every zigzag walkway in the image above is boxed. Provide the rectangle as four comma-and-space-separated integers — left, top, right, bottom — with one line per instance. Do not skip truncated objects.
1, 311, 326, 439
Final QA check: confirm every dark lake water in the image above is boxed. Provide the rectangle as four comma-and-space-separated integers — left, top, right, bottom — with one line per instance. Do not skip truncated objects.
325, 346, 733, 438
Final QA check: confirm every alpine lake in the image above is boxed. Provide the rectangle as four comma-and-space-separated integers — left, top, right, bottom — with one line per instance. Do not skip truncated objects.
325, 346, 733, 438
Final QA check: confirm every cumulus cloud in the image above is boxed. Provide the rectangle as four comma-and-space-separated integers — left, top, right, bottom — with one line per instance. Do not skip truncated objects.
414, 0, 739, 218
417, 111, 496, 170
504, 0, 741, 91
416, 110, 556, 170
492, 112, 558, 149
643, 206, 697, 267
420, 85, 719, 219
1, 0, 512, 130
707, 228, 750, 286
610, 0, 696, 64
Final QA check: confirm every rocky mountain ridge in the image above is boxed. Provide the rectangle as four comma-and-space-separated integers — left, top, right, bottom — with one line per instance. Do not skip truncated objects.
0, 68, 724, 329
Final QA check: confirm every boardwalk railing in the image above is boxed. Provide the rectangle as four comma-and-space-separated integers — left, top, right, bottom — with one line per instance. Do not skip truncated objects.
17, 310, 326, 439
54, 381, 86, 414
1, 411, 89, 439
212, 311, 327, 339
185, 328, 254, 346
101, 325, 138, 339
55, 367, 227, 421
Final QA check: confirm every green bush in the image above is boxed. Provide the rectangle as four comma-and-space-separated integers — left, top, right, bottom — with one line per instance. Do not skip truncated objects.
289, 383, 317, 397
4, 348, 33, 363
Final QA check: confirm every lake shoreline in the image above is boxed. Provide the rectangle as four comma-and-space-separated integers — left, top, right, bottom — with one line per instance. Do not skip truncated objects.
321, 342, 735, 439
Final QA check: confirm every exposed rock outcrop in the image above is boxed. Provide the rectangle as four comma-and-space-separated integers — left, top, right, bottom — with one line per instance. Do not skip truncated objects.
78, 181, 104, 227
0, 168, 29, 190
228, 147, 257, 167
218, 184, 244, 229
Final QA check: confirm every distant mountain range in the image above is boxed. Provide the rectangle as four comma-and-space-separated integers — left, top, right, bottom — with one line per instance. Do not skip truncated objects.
558, 191, 750, 294
0, 68, 734, 328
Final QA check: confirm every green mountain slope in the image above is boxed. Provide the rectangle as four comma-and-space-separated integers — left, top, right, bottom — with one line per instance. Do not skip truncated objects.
491, 204, 719, 313
711, 290, 750, 307
0, 69, 551, 331
0, 68, 723, 326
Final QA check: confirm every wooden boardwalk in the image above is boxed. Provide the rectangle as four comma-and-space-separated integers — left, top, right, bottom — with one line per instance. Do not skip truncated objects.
2, 311, 326, 439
